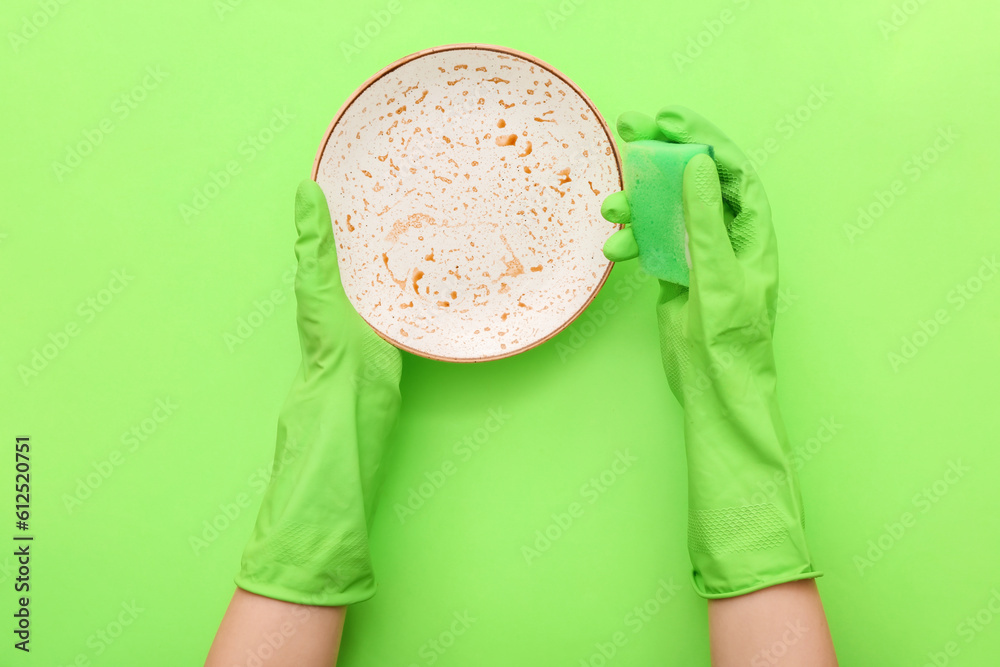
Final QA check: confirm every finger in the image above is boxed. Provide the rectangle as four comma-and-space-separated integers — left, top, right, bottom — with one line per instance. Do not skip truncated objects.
294, 178, 340, 278
682, 154, 739, 294
616, 111, 668, 143
602, 227, 639, 262
600, 191, 630, 225
655, 288, 689, 402
655, 105, 773, 259
293, 179, 349, 356
659, 277, 687, 304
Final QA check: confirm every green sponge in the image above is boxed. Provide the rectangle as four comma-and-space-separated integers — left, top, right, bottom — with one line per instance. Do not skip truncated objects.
621, 140, 714, 286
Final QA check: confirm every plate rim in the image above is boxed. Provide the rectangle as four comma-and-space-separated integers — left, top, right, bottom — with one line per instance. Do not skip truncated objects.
311, 42, 623, 363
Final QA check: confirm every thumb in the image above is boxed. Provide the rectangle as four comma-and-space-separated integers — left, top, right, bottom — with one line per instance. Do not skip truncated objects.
294, 178, 342, 291
292, 179, 350, 365
682, 154, 738, 295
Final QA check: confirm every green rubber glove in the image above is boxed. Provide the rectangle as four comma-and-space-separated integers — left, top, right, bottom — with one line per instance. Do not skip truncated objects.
602, 107, 822, 598
234, 179, 403, 606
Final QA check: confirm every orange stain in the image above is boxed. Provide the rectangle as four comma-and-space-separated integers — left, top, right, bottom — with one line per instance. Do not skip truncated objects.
498, 236, 524, 278
386, 212, 433, 243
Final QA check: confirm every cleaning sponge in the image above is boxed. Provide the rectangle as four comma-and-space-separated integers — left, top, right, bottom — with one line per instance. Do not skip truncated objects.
621, 140, 714, 286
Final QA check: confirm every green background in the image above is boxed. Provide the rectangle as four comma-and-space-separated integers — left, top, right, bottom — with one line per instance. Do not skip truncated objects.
3, 0, 999, 664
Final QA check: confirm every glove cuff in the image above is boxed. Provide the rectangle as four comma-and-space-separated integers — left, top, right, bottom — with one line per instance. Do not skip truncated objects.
687, 501, 822, 598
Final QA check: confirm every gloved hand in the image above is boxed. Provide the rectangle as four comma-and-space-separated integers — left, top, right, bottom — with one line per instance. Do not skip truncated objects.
234, 179, 403, 606
601, 107, 821, 598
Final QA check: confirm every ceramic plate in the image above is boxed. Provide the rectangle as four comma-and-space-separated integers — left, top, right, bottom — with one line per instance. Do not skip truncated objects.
313, 44, 621, 361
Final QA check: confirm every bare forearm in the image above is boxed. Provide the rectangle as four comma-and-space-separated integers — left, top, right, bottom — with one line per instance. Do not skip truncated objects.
205, 587, 346, 667
707, 579, 837, 667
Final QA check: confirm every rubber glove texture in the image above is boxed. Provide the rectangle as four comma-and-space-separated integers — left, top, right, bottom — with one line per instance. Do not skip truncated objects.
602, 107, 822, 598
234, 179, 403, 606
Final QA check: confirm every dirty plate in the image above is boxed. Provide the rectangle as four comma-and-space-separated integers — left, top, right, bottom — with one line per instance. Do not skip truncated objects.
312, 44, 621, 362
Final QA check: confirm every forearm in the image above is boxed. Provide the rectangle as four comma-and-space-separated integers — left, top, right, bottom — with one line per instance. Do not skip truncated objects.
707, 579, 837, 667
205, 587, 346, 667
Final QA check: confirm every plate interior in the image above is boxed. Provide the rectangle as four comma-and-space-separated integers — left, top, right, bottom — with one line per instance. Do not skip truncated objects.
315, 46, 621, 361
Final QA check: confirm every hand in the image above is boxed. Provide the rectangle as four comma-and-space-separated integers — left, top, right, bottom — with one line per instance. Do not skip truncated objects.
601, 106, 778, 405
600, 107, 820, 598
234, 179, 403, 606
